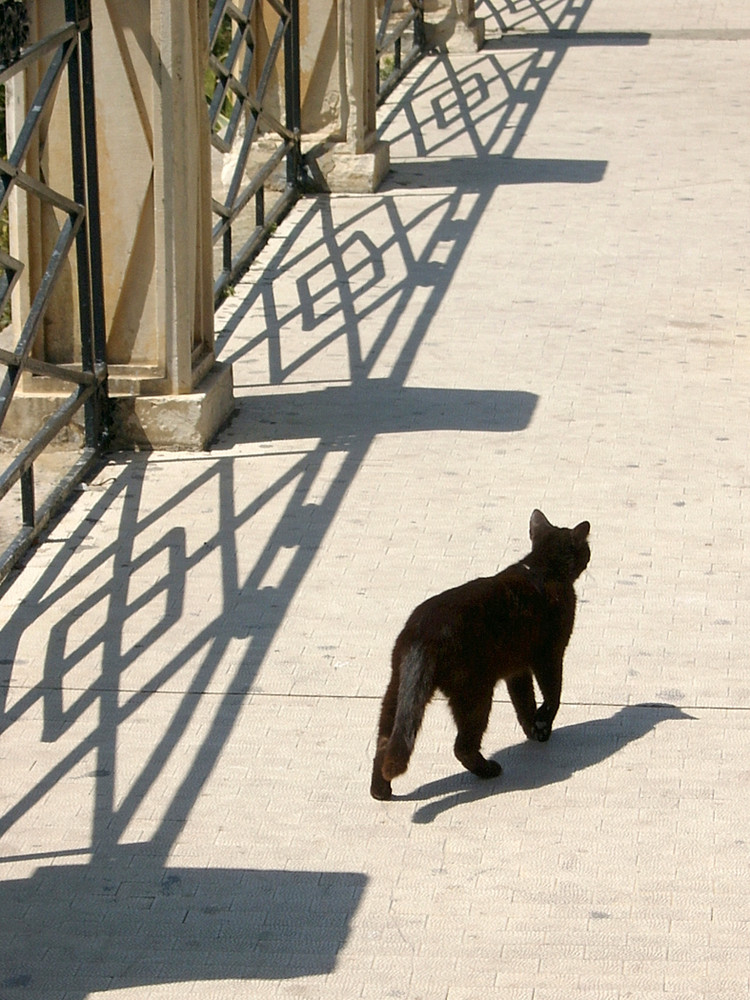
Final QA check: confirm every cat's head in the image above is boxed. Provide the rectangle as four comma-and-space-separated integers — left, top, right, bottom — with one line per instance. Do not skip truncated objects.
529, 509, 590, 581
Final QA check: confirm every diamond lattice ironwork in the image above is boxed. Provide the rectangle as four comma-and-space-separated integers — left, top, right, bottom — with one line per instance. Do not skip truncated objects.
207, 0, 303, 301
0, 2, 107, 584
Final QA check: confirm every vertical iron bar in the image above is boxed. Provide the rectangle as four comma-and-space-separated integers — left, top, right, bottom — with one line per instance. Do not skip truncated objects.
223, 226, 232, 277
20, 466, 34, 527
63, 5, 94, 443
414, 0, 425, 48
78, 0, 108, 427
63, 0, 106, 450
284, 0, 301, 191
255, 186, 265, 228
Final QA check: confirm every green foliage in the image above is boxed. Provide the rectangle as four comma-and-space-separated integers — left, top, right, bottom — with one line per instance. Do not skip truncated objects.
206, 0, 236, 129
379, 55, 395, 86
209, 0, 233, 60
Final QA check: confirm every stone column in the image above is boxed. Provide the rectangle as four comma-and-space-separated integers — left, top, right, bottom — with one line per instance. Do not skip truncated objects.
300, 0, 389, 193
295, 0, 483, 193
7, 0, 234, 450
107, 0, 234, 449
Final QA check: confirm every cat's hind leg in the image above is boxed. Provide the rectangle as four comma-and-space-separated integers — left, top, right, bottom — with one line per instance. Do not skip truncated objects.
449, 688, 502, 779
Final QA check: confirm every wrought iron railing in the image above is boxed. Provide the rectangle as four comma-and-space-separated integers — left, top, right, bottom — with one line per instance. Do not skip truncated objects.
376, 0, 425, 104
0, 0, 107, 587
0, 0, 430, 584
207, 0, 304, 302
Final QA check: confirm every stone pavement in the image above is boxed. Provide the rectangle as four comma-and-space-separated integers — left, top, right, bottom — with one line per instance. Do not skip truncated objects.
1, 1, 749, 997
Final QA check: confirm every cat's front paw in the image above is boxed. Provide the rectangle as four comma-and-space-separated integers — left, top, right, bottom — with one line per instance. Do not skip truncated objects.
455, 745, 503, 778
530, 703, 555, 742
473, 757, 502, 779
532, 718, 552, 742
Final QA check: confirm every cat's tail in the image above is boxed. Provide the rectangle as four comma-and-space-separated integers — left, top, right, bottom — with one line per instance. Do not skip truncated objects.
382, 645, 435, 781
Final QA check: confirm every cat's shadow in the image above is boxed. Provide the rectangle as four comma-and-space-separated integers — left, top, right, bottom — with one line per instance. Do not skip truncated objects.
398, 704, 694, 823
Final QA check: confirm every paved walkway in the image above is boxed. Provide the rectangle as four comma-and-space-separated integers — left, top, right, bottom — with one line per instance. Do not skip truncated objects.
2, 1, 749, 998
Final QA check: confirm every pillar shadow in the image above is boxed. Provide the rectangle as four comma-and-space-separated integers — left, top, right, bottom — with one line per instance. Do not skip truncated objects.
234, 381, 537, 444
381, 155, 607, 190
0, 852, 366, 998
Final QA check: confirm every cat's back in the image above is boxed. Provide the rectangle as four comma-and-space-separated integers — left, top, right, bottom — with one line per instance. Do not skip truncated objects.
398, 562, 541, 638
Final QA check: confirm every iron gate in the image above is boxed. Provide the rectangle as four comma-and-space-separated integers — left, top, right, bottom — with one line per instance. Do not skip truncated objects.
0, 0, 107, 587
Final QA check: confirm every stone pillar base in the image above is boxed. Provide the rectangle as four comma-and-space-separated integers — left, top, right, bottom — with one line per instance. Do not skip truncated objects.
306, 137, 391, 194
425, 4, 486, 52
109, 362, 235, 451
1, 363, 235, 453
447, 16, 485, 51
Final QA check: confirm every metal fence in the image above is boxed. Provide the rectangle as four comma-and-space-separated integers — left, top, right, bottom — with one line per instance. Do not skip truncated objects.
208, 0, 428, 300
207, 0, 305, 303
1, 0, 429, 585
0, 0, 107, 587
376, 0, 425, 103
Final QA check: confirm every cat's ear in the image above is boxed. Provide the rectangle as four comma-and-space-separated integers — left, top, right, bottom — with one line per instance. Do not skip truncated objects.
572, 521, 591, 544
529, 509, 551, 540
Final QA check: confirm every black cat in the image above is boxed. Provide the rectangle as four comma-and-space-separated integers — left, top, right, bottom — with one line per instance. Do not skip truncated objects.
370, 510, 590, 800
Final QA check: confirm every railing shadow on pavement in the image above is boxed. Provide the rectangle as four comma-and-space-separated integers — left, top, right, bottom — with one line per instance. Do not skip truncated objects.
406, 704, 696, 824
215, 0, 620, 396
0, 0, 640, 992
0, 455, 368, 995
